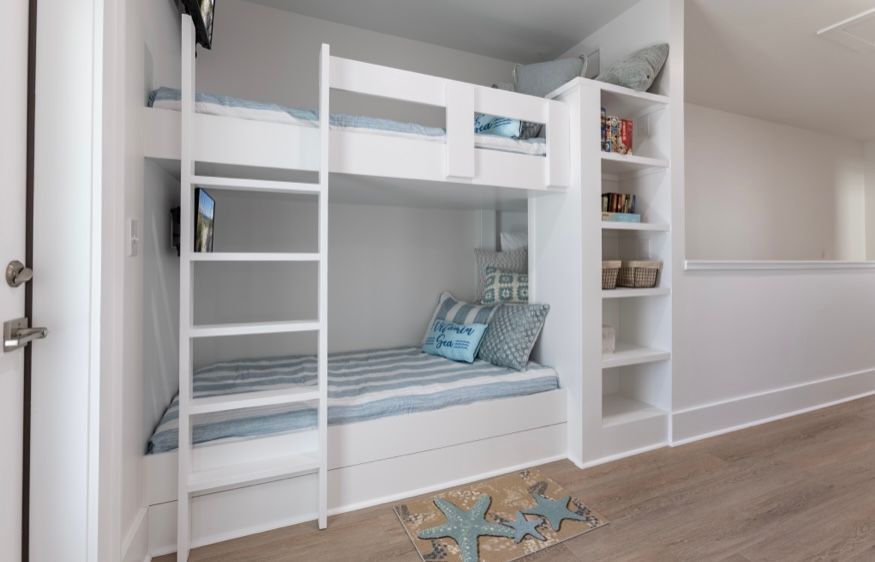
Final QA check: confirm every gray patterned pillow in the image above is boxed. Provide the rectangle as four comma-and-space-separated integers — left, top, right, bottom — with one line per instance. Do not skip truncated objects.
597, 44, 669, 92
482, 268, 528, 304
478, 304, 549, 371
475, 248, 528, 300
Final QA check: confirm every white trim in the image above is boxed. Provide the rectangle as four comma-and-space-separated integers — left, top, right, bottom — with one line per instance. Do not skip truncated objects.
121, 507, 148, 562
685, 260, 875, 271
671, 366, 875, 445
577, 442, 667, 469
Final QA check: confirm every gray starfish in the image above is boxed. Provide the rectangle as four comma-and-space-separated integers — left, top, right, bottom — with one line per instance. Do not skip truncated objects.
417, 495, 514, 562
521, 492, 588, 532
505, 511, 546, 543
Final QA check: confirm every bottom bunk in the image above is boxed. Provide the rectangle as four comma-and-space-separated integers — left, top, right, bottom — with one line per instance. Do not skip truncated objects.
142, 349, 567, 554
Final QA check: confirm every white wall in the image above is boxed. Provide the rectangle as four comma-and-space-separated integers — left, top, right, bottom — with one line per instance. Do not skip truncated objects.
194, 0, 517, 126
561, 0, 672, 96
120, 1, 180, 560
686, 103, 867, 260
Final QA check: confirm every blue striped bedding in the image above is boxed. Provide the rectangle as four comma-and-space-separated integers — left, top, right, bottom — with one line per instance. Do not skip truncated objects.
147, 87, 548, 156
147, 347, 559, 454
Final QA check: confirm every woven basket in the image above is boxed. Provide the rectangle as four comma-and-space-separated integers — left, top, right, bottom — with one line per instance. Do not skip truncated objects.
602, 260, 622, 290
618, 260, 662, 288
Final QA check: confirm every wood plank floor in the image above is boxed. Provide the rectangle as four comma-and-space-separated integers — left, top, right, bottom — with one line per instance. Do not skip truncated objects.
158, 395, 875, 561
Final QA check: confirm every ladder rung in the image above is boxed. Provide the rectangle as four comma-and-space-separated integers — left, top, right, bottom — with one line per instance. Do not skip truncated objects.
190, 387, 320, 415
187, 453, 320, 494
189, 252, 321, 262
191, 175, 321, 194
189, 320, 320, 339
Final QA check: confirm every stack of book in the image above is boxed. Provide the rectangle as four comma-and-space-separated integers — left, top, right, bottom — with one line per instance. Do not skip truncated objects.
601, 108, 633, 155
602, 192, 640, 223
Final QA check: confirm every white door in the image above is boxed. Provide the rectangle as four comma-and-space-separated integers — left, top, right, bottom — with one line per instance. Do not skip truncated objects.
0, 0, 30, 559
2, 0, 108, 560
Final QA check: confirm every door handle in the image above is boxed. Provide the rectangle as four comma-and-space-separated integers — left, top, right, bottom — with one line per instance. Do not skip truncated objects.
3, 317, 48, 353
6, 260, 33, 288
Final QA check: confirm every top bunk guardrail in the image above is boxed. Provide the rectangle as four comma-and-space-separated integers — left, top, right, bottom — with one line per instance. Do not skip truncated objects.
143, 44, 570, 192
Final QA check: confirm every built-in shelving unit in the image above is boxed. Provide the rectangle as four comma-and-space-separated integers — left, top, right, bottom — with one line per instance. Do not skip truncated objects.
595, 78, 672, 457
546, 77, 672, 464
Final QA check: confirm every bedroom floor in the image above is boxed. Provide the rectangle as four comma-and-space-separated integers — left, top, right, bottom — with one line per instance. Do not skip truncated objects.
156, 395, 875, 561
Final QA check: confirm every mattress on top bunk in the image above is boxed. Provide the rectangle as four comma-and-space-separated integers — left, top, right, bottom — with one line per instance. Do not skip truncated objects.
147, 346, 559, 454
148, 87, 547, 157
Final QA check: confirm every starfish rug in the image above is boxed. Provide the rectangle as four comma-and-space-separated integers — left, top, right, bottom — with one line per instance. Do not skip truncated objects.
393, 469, 607, 562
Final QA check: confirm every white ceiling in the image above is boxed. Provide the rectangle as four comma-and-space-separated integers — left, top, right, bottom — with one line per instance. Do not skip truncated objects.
686, 0, 875, 142
242, 0, 642, 63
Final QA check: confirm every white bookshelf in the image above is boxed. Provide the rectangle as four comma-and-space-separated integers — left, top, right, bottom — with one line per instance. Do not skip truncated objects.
539, 76, 673, 466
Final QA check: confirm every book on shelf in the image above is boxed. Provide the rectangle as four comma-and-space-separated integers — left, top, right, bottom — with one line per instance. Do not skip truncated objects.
602, 212, 641, 223
601, 108, 633, 155
602, 192, 637, 214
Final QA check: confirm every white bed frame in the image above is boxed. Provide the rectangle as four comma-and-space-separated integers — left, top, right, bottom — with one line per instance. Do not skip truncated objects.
144, 389, 567, 554
143, 17, 578, 559
143, 56, 570, 192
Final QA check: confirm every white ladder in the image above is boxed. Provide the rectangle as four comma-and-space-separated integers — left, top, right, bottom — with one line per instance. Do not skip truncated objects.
176, 16, 330, 561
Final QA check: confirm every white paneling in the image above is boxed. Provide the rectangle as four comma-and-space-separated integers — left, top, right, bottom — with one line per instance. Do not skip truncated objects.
143, 162, 181, 440
685, 103, 867, 261
195, 0, 516, 128
143, 198, 482, 395
123, 0, 181, 553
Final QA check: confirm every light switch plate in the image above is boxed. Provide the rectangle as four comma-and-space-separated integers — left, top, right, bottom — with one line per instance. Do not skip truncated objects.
127, 218, 139, 257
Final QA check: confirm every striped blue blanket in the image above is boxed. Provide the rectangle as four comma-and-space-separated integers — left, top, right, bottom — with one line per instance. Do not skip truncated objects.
147, 347, 559, 454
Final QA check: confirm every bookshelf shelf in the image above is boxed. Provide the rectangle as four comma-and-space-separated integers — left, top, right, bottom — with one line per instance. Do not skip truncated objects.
601, 221, 669, 232
602, 288, 671, 299
601, 152, 669, 176
599, 81, 670, 117
602, 343, 671, 369
602, 394, 666, 427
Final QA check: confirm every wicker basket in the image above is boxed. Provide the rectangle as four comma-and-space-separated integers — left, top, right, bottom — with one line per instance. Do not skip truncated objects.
602, 260, 622, 290
618, 260, 662, 288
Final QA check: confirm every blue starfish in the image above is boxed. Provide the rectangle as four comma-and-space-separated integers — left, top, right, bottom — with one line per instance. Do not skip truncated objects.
505, 511, 546, 543
521, 492, 588, 532
417, 495, 514, 562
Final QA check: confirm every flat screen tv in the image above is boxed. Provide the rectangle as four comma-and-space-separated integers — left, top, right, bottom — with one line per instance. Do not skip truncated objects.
179, 0, 215, 49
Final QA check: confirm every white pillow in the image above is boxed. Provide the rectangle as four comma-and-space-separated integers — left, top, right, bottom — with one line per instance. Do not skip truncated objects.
500, 232, 528, 251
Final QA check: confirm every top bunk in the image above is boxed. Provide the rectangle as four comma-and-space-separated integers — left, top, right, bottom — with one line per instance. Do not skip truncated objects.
143, 41, 571, 193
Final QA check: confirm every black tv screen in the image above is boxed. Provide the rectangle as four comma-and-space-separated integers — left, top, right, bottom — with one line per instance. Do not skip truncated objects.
181, 0, 215, 49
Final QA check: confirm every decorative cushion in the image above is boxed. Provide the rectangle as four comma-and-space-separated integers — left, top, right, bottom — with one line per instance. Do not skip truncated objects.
474, 114, 523, 138
475, 248, 528, 300
597, 44, 669, 92
513, 56, 587, 139
482, 268, 528, 304
422, 320, 488, 363
422, 292, 501, 344
513, 57, 587, 98
478, 304, 550, 371
500, 231, 528, 251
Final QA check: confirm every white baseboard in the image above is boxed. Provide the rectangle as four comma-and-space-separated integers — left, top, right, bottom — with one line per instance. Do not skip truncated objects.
672, 366, 875, 446
121, 507, 149, 562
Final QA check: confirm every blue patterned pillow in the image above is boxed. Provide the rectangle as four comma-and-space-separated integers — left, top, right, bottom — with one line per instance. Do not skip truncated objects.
422, 292, 501, 344
474, 113, 523, 138
482, 268, 528, 304
422, 320, 488, 363
478, 304, 549, 371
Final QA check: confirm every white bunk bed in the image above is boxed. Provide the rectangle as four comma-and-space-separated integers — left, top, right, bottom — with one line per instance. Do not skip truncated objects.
143, 15, 575, 559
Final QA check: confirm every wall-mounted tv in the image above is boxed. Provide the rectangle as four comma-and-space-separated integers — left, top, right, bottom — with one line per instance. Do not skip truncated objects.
178, 0, 215, 49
